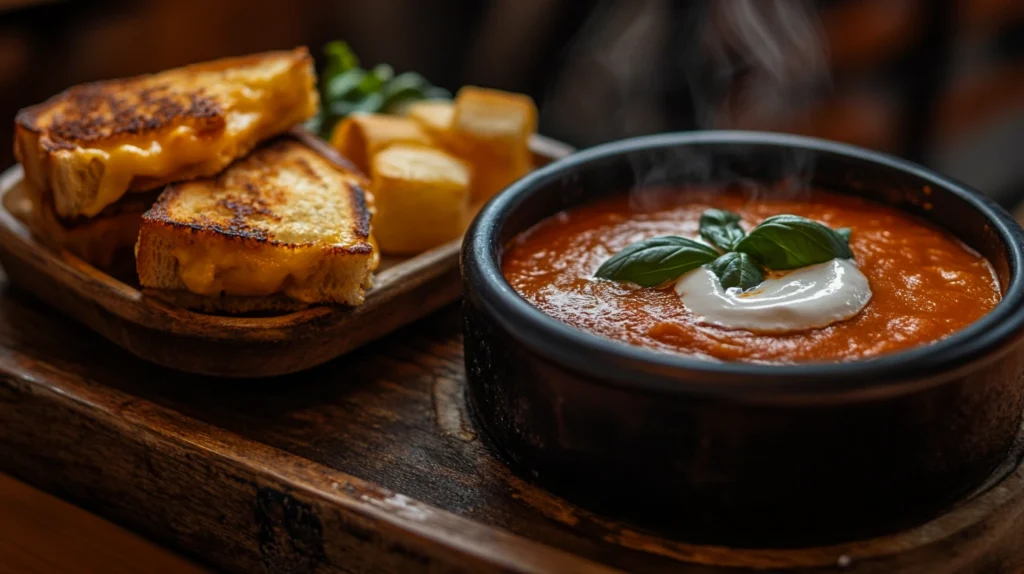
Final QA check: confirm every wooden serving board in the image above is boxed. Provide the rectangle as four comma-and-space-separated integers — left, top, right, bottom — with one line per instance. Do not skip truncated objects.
1, 281, 1024, 573
0, 135, 573, 378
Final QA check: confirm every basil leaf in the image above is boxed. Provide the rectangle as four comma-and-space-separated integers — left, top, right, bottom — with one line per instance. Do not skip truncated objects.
323, 41, 359, 79
595, 236, 720, 287
325, 69, 367, 101
424, 86, 454, 99
348, 92, 386, 114
707, 252, 764, 290
371, 63, 394, 85
383, 72, 428, 97
316, 40, 450, 140
836, 227, 851, 242
734, 215, 853, 270
699, 209, 745, 251
357, 71, 385, 96
383, 88, 429, 114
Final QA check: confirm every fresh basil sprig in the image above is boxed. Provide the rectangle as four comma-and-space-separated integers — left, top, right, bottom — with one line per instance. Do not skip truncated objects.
733, 215, 852, 270
699, 209, 746, 251
595, 210, 853, 290
593, 236, 719, 287
310, 41, 452, 139
707, 252, 764, 290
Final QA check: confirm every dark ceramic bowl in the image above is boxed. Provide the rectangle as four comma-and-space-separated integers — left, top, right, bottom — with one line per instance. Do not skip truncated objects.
460, 131, 1024, 547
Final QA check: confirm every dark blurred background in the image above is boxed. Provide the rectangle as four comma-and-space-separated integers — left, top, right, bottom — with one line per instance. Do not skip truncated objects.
1, 0, 1022, 206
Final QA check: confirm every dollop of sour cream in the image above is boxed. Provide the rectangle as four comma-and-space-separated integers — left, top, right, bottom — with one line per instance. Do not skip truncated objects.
674, 259, 872, 333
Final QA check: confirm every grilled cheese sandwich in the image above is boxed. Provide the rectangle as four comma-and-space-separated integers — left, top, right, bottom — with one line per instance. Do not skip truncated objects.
9, 178, 154, 274
15, 48, 318, 219
136, 137, 378, 312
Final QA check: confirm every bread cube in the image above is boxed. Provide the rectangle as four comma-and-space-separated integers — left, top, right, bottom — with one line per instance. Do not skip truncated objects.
370, 144, 472, 255
405, 100, 456, 146
449, 87, 537, 202
330, 114, 433, 174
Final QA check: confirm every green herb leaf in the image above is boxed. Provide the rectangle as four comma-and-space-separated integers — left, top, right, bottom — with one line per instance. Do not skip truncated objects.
325, 69, 367, 101
371, 63, 394, 85
380, 72, 448, 113
707, 252, 764, 290
835, 227, 851, 242
595, 236, 720, 287
699, 209, 745, 251
383, 72, 429, 95
734, 215, 853, 270
381, 73, 431, 113
347, 92, 386, 114
315, 41, 450, 140
424, 86, 454, 99
357, 71, 385, 96
323, 41, 359, 79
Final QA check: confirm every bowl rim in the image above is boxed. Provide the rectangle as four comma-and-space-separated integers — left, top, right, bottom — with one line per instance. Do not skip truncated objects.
462, 131, 1024, 401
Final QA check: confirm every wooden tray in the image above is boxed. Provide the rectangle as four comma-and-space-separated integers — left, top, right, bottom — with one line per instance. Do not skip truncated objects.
0, 291, 1023, 573
0, 135, 573, 378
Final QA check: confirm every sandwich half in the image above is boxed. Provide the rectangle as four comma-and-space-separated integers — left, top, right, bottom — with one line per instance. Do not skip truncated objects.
10, 178, 154, 275
136, 137, 378, 313
14, 47, 318, 219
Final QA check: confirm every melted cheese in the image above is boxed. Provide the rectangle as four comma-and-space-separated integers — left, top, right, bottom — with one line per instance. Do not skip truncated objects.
174, 244, 324, 298
89, 126, 232, 216
78, 76, 311, 217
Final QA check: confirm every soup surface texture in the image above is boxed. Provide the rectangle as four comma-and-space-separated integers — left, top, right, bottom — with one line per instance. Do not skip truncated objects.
502, 190, 1000, 363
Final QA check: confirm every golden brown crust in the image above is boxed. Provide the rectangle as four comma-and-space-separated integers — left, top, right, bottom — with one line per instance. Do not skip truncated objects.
141, 138, 373, 254
13, 47, 318, 219
135, 136, 377, 308
287, 127, 373, 242
348, 181, 372, 242
137, 216, 374, 256
15, 49, 312, 149
18, 89, 224, 151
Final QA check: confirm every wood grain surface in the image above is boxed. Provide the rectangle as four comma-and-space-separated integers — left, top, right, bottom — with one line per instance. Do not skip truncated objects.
2, 261, 1024, 572
0, 472, 209, 574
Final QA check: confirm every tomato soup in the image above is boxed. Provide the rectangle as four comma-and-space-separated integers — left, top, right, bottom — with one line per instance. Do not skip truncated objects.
501, 190, 1000, 363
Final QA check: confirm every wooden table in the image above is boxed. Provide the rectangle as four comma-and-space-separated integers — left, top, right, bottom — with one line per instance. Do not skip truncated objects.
0, 472, 207, 573
3, 264, 1024, 573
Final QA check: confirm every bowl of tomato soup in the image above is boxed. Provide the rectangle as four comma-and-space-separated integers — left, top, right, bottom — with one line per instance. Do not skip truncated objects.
461, 131, 1024, 546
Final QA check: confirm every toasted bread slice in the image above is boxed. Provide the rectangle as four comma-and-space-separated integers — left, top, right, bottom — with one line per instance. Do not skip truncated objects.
136, 138, 377, 313
15, 48, 318, 219
12, 178, 154, 274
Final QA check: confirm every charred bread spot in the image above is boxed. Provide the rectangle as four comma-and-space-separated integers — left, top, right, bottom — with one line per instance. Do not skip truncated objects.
36, 85, 226, 148
207, 219, 272, 242
217, 196, 277, 219
349, 181, 371, 240
331, 242, 374, 255
16, 47, 310, 152
215, 194, 281, 242
143, 212, 295, 248
139, 130, 373, 251
292, 157, 321, 183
